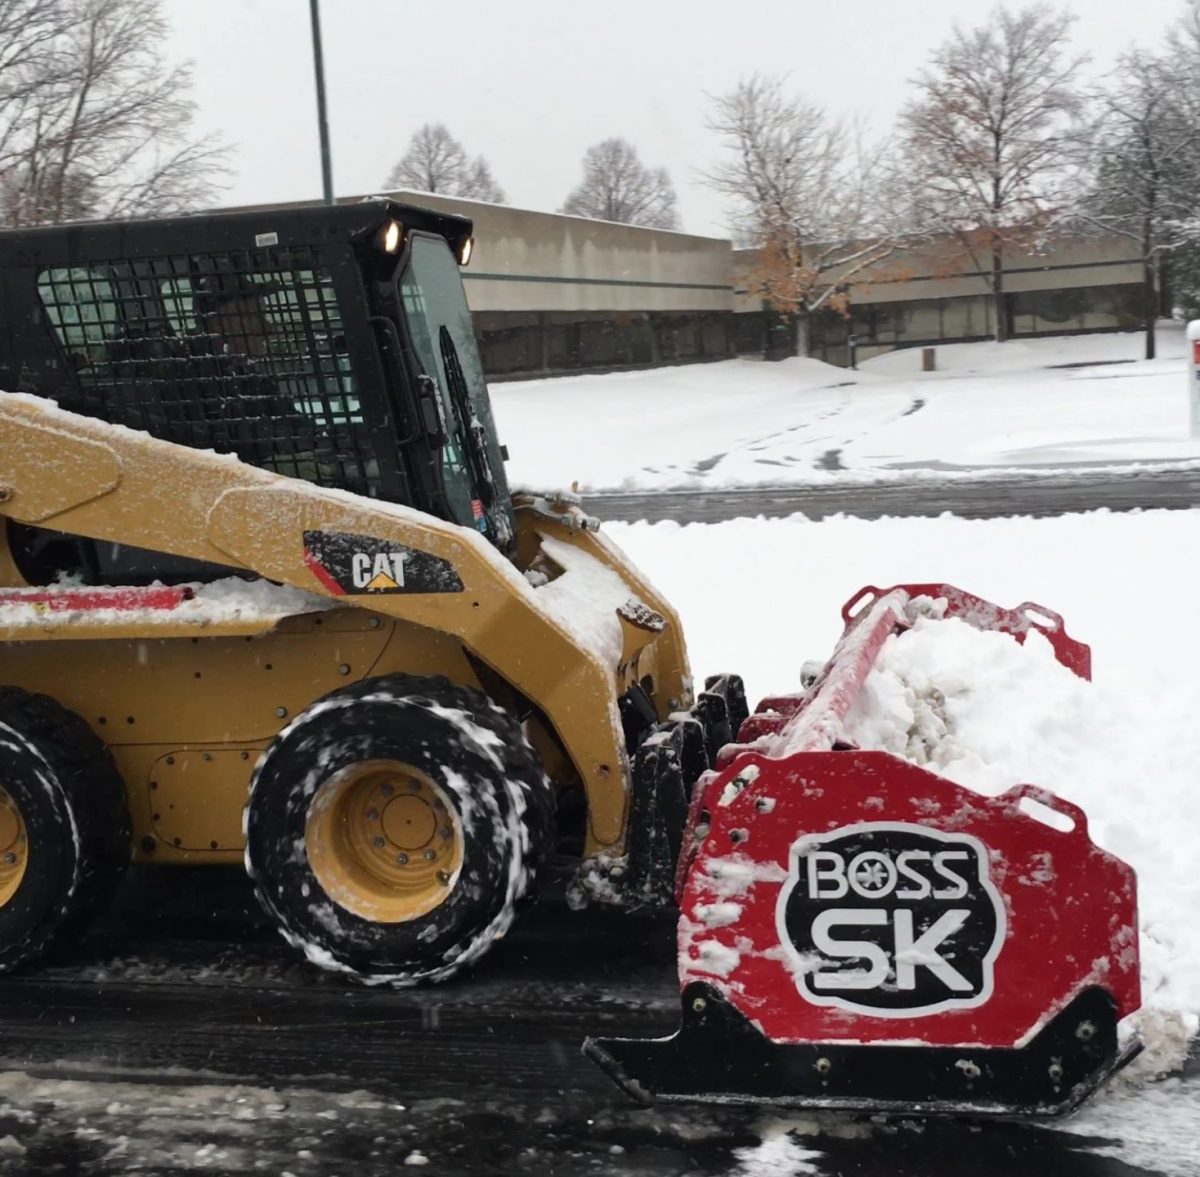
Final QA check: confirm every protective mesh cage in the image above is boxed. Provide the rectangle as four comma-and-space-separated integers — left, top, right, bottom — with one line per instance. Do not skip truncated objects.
35, 245, 381, 496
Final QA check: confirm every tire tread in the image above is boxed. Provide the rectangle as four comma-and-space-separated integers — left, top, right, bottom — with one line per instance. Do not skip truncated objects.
0, 686, 130, 967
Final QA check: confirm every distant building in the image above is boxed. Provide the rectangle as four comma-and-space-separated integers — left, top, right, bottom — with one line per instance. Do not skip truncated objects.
228, 191, 1145, 375
224, 190, 753, 379
388, 192, 743, 378
735, 233, 1148, 366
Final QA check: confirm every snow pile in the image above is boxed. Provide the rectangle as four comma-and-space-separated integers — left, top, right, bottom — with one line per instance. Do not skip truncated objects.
840, 613, 1200, 1047
842, 616, 1093, 793
185, 577, 333, 621
527, 533, 636, 668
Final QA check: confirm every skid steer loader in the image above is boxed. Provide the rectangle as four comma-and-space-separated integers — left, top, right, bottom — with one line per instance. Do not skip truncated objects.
0, 200, 1140, 1114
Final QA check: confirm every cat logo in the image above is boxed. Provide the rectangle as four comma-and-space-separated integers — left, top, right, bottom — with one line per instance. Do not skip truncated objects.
351, 551, 406, 591
302, 530, 464, 597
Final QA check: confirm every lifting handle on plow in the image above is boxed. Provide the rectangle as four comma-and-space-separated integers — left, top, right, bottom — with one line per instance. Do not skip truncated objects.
587, 584, 1140, 1118
997, 784, 1090, 841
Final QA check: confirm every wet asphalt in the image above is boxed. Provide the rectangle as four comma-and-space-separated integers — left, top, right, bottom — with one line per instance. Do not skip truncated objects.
0, 867, 1192, 1177
587, 467, 1200, 525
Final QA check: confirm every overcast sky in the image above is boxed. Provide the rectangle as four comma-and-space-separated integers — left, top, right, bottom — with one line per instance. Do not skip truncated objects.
164, 0, 1190, 238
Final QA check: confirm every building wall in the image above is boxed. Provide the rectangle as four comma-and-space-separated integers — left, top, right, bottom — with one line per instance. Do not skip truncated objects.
228, 192, 1143, 374
733, 233, 1146, 365
849, 234, 1143, 303
390, 191, 733, 315
386, 192, 747, 379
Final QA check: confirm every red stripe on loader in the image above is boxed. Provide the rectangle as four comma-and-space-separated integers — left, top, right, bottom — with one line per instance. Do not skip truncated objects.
302, 548, 346, 595
0, 585, 193, 612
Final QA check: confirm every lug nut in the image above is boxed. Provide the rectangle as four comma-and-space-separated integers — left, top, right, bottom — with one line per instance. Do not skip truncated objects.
366, 808, 380, 822
380, 783, 394, 798
436, 869, 450, 885
372, 836, 385, 849
1048, 1062, 1064, 1083
814, 1057, 833, 1075
2, 852, 14, 866
1075, 1020, 1096, 1041
438, 827, 452, 840
409, 780, 421, 792
691, 997, 707, 1014
423, 849, 436, 861
396, 852, 409, 865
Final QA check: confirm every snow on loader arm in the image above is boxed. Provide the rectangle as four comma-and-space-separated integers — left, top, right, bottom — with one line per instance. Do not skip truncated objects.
586, 584, 1141, 1117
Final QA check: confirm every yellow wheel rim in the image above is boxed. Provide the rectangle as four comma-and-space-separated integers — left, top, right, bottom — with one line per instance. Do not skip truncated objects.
305, 760, 463, 923
0, 785, 28, 908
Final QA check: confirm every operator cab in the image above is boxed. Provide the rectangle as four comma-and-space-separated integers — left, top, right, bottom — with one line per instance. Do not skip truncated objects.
0, 200, 514, 586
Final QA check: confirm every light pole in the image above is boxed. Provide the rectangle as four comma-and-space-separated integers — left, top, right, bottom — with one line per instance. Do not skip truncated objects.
309, 0, 334, 205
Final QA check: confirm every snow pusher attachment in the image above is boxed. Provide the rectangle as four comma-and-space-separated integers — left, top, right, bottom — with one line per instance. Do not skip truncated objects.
586, 585, 1141, 1116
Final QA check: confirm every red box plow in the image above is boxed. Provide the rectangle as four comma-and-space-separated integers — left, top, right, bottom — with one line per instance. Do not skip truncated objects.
587, 585, 1141, 1116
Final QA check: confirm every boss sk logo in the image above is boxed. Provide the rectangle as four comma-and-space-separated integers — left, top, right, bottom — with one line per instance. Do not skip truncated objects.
776, 823, 1005, 1017
302, 530, 464, 596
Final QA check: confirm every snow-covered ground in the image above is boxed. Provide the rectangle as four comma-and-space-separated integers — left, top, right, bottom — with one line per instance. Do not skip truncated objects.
608, 507, 1200, 1049
493, 326, 1200, 491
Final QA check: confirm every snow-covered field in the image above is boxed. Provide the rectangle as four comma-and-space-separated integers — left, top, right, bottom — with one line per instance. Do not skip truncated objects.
493, 326, 1200, 491
608, 508, 1200, 1052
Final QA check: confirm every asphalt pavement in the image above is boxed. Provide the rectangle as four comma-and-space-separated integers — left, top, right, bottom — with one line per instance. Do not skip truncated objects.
586, 467, 1200, 524
0, 867, 1190, 1177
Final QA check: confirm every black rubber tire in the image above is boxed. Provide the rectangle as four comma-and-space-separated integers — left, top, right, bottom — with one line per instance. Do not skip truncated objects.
0, 687, 131, 973
245, 674, 555, 985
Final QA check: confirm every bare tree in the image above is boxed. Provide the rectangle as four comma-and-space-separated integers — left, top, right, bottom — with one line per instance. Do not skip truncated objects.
1166, 0, 1200, 96
560, 138, 678, 229
899, 4, 1086, 341
1155, 0, 1200, 320
1075, 50, 1200, 358
462, 155, 505, 204
385, 124, 467, 194
384, 123, 506, 203
0, 0, 228, 227
704, 73, 901, 355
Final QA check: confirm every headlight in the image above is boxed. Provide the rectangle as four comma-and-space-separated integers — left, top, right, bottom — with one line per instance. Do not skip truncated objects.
458, 236, 474, 266
381, 219, 402, 253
